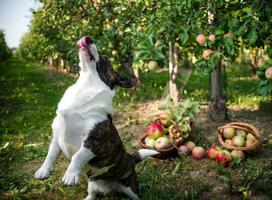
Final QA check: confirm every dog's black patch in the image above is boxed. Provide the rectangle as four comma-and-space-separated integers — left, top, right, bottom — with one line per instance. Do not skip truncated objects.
96, 56, 134, 89
84, 118, 136, 181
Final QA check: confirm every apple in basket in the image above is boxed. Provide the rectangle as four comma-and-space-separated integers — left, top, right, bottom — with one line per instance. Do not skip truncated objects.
223, 127, 236, 139
232, 135, 245, 147
146, 122, 164, 140
155, 136, 172, 150
145, 138, 156, 148
158, 112, 175, 128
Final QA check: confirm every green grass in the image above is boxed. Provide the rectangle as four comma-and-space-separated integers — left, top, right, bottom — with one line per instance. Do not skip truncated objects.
1, 57, 272, 199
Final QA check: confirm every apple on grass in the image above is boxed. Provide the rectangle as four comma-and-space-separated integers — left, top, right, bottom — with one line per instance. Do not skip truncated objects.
177, 145, 189, 155
231, 150, 245, 160
185, 141, 196, 152
155, 136, 172, 150
192, 146, 206, 159
146, 122, 164, 140
216, 150, 232, 167
207, 146, 221, 159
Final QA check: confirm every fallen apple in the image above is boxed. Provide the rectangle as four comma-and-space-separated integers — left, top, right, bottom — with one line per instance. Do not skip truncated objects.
146, 122, 164, 140
232, 135, 245, 147
223, 127, 236, 139
192, 146, 206, 159
196, 34, 206, 45
216, 150, 232, 166
185, 141, 196, 152
265, 67, 272, 79
231, 150, 245, 160
177, 145, 189, 155
207, 146, 220, 159
155, 136, 172, 149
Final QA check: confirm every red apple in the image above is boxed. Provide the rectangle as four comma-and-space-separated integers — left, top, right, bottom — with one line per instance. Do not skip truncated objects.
155, 136, 172, 149
192, 146, 206, 159
207, 146, 220, 159
231, 150, 245, 160
265, 67, 272, 79
196, 34, 206, 45
216, 150, 232, 166
146, 122, 164, 140
185, 141, 196, 152
223, 127, 236, 139
178, 145, 189, 155
208, 34, 216, 41
202, 49, 213, 59
158, 112, 174, 128
232, 135, 245, 147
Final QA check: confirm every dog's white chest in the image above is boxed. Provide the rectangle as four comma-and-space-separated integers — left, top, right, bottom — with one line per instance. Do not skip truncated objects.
53, 66, 115, 159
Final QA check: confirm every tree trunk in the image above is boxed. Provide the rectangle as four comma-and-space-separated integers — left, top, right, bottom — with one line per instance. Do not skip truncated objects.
208, 62, 228, 121
133, 67, 141, 85
207, 3, 228, 122
249, 48, 258, 75
48, 55, 53, 67
169, 42, 180, 105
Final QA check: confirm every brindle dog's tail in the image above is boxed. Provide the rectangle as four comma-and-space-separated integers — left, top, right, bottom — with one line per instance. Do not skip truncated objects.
133, 149, 160, 164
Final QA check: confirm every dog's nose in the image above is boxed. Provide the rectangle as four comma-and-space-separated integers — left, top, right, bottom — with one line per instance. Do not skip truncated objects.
77, 35, 93, 49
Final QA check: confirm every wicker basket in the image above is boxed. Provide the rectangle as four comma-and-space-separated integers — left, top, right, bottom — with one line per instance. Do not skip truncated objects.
217, 122, 261, 151
155, 117, 184, 147
138, 135, 178, 159
138, 116, 183, 159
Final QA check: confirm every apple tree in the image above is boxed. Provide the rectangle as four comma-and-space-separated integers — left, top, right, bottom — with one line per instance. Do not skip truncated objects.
0, 31, 12, 62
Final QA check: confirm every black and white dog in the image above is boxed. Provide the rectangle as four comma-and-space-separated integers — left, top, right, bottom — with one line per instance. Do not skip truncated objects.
34, 36, 158, 200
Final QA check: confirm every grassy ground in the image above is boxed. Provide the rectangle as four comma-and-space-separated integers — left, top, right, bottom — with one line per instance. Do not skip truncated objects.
0, 57, 272, 200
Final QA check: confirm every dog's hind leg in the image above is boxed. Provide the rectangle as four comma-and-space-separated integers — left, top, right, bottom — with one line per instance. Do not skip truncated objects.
83, 181, 98, 200
83, 179, 116, 200
117, 170, 139, 200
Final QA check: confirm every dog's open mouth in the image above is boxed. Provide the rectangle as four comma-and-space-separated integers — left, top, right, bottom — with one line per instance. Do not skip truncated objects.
77, 35, 94, 60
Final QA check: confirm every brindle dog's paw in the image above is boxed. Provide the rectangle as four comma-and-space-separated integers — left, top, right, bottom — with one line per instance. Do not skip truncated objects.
62, 171, 80, 186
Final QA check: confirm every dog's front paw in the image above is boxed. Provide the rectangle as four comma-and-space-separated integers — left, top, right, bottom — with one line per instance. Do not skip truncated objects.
34, 166, 51, 179
62, 170, 80, 186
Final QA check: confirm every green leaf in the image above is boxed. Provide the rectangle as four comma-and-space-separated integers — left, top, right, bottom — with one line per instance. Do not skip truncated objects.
249, 29, 258, 44
171, 162, 181, 176
180, 32, 189, 45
